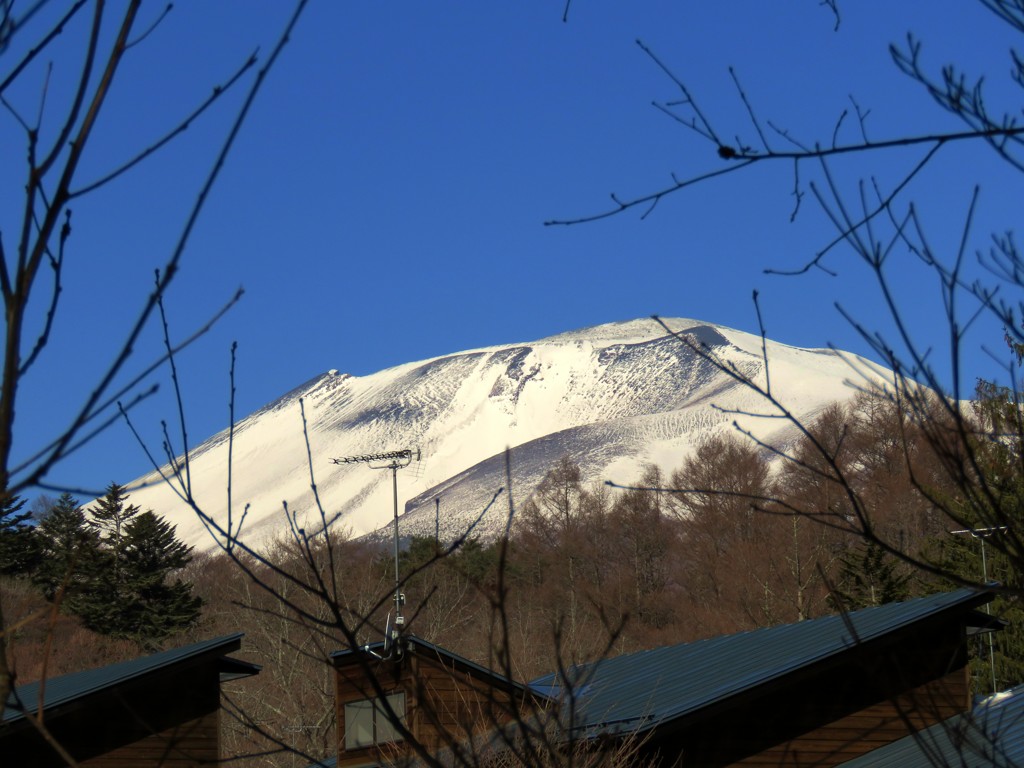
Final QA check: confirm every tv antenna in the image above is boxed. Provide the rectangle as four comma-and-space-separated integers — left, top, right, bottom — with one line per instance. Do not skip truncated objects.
950, 525, 1007, 693
331, 448, 421, 649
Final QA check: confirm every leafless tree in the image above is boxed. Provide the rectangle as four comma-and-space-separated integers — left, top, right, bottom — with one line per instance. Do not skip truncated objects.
0, 0, 309, 758
0, 4, 639, 765
12, 3, 1022, 765
555, 0, 1024, 707
156, 2, 1024, 762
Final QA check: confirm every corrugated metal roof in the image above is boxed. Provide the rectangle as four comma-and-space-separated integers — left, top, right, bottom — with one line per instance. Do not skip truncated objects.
3, 633, 245, 725
529, 589, 992, 738
838, 684, 1024, 767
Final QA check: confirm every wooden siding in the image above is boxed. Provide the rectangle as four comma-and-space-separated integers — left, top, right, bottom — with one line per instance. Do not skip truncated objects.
331, 610, 980, 768
408, 651, 521, 753
81, 710, 219, 767
334, 646, 533, 767
643, 620, 972, 768
729, 669, 969, 767
335, 656, 407, 768
3, 660, 222, 767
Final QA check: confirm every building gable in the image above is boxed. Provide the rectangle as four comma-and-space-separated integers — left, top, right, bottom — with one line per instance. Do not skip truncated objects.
2, 633, 258, 767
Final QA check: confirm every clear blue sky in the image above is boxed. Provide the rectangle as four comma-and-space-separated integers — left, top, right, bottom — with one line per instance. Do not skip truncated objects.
3, 1, 1021, 498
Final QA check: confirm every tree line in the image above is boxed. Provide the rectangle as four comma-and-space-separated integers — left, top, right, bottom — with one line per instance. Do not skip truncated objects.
0, 483, 201, 650
228, 381, 1010, 763
1, 384, 1019, 765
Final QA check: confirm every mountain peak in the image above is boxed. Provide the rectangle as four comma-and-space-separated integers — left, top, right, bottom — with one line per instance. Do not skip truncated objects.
126, 318, 887, 553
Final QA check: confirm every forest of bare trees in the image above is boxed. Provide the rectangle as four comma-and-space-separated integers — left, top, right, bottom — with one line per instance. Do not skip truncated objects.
4, 387, 1017, 765
4, 0, 1024, 765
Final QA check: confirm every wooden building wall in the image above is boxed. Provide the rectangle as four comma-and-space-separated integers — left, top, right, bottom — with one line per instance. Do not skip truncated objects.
3, 660, 222, 767
81, 710, 220, 767
334, 646, 531, 767
643, 620, 972, 768
333, 614, 978, 768
728, 668, 969, 767
334, 656, 407, 768
407, 651, 522, 753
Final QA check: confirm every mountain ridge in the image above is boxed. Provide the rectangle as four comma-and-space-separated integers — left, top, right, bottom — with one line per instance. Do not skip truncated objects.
122, 318, 890, 553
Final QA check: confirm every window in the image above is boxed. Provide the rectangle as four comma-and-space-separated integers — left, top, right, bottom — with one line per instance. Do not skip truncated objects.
344, 692, 406, 750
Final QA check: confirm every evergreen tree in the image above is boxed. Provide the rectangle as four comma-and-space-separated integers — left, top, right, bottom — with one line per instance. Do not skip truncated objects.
0, 494, 40, 576
97, 511, 202, 647
452, 538, 501, 587
32, 486, 201, 647
932, 527, 1024, 695
928, 334, 1024, 693
88, 483, 140, 570
79, 485, 201, 647
80, 483, 141, 620
829, 539, 912, 611
32, 493, 101, 605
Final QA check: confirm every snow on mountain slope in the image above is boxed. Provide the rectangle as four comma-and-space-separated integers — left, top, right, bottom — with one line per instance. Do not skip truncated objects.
125, 318, 891, 553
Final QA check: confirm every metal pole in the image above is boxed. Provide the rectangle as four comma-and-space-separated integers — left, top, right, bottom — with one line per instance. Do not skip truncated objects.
950, 526, 1006, 693
329, 448, 418, 647
980, 537, 998, 693
392, 461, 401, 630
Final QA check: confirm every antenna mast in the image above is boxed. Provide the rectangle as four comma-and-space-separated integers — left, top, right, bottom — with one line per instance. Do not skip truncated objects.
331, 448, 420, 647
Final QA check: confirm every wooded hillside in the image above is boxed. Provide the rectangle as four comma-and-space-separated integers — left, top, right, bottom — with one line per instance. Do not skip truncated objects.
4, 389, 1019, 766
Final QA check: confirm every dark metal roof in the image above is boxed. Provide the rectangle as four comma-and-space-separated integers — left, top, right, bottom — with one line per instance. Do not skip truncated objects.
3, 633, 249, 725
529, 589, 993, 738
218, 655, 263, 682
331, 635, 533, 696
838, 684, 1024, 767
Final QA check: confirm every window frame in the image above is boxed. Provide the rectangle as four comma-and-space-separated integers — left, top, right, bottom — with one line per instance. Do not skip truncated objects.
344, 691, 406, 751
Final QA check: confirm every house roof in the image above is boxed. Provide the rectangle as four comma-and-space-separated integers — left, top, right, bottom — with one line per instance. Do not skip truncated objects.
529, 588, 994, 739
838, 684, 1024, 767
331, 634, 534, 697
3, 633, 258, 726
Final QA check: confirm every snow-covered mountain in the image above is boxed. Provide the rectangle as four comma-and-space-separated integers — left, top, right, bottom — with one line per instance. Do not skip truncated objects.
127, 318, 892, 553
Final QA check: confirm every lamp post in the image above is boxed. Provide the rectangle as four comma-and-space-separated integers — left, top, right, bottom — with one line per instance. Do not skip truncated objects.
331, 448, 419, 647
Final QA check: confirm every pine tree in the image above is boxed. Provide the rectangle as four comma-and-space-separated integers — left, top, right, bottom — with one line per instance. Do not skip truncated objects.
32, 486, 202, 646
32, 493, 101, 605
830, 539, 913, 611
105, 511, 201, 647
82, 495, 201, 647
928, 333, 1024, 693
932, 527, 1024, 694
88, 483, 140, 569
80, 482, 141, 621
0, 494, 39, 576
